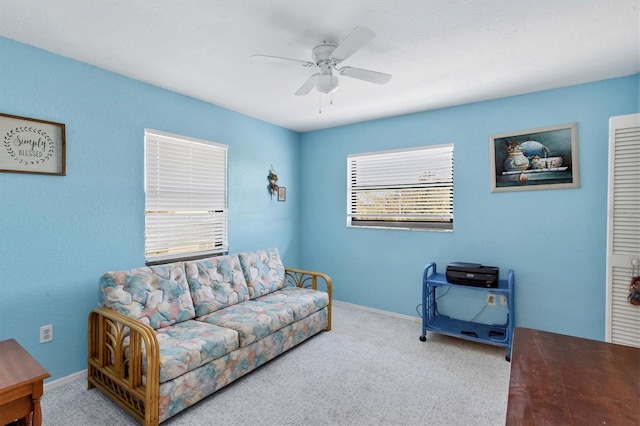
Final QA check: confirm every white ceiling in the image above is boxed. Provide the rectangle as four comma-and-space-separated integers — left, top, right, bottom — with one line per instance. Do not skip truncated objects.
0, 0, 638, 132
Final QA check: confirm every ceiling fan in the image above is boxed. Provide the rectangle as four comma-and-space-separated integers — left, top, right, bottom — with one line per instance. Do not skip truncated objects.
251, 27, 392, 96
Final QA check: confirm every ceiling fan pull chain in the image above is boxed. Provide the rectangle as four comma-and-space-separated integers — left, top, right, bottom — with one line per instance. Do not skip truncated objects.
330, 75, 334, 105
318, 91, 322, 115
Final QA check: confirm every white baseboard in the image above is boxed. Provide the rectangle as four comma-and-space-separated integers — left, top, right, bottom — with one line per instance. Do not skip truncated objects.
333, 299, 421, 323
44, 369, 86, 393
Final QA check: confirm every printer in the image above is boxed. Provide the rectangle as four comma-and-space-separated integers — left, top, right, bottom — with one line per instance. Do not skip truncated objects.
446, 262, 499, 288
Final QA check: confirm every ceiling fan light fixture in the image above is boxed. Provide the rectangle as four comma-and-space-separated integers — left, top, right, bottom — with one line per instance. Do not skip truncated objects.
315, 73, 339, 94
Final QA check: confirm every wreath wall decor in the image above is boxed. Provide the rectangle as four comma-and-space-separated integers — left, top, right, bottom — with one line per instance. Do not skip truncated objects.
268, 166, 278, 197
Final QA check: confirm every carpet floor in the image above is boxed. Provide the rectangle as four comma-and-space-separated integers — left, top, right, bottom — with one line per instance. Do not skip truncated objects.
41, 302, 510, 425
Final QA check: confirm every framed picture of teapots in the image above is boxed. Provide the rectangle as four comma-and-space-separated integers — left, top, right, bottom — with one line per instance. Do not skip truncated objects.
489, 122, 579, 192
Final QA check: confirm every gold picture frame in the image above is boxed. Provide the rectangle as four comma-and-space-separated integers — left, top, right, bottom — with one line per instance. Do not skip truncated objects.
0, 112, 66, 176
489, 123, 578, 192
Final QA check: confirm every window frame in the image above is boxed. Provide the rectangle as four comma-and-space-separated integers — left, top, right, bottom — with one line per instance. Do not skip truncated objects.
347, 144, 454, 231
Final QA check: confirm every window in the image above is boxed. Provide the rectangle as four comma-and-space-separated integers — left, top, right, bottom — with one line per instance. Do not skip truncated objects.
144, 129, 228, 263
347, 144, 454, 231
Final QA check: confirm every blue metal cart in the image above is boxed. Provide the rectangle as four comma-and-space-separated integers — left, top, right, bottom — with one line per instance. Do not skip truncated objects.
419, 262, 514, 361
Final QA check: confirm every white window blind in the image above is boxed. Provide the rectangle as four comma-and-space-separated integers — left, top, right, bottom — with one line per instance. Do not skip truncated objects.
144, 129, 228, 263
347, 144, 454, 230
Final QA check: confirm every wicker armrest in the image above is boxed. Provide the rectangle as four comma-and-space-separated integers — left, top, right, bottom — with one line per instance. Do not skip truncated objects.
285, 267, 333, 331
88, 307, 160, 426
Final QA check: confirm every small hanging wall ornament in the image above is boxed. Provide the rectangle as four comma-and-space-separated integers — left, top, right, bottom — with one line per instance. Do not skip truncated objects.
628, 259, 640, 306
268, 165, 278, 198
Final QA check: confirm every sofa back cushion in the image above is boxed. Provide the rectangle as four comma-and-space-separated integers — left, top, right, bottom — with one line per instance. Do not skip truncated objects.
185, 254, 250, 317
98, 262, 196, 329
238, 248, 286, 299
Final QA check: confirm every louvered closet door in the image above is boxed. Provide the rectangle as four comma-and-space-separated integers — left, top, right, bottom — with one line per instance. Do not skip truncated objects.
606, 113, 640, 347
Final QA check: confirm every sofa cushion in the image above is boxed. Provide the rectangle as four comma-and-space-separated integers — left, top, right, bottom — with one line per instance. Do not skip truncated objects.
99, 262, 195, 329
256, 287, 329, 322
185, 254, 250, 317
154, 320, 239, 383
197, 300, 294, 347
156, 309, 329, 423
238, 248, 286, 299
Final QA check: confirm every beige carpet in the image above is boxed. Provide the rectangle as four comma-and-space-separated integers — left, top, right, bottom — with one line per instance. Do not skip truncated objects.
41, 302, 510, 425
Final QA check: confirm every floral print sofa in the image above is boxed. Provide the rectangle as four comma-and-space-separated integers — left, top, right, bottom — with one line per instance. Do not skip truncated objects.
87, 248, 331, 426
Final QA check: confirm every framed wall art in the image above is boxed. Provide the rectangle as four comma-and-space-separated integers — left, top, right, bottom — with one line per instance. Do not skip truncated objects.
489, 123, 578, 192
278, 186, 286, 202
0, 112, 66, 176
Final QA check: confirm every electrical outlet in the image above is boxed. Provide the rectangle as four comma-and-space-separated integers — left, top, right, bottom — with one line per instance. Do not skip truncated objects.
500, 295, 507, 305
487, 294, 496, 306
40, 324, 53, 343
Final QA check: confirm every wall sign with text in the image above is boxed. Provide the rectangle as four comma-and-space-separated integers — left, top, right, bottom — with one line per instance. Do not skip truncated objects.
0, 113, 66, 176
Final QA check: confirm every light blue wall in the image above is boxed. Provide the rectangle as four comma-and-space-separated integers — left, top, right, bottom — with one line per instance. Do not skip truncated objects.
0, 37, 300, 380
299, 74, 639, 341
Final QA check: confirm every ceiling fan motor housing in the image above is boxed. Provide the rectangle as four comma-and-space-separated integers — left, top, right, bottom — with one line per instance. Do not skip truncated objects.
312, 42, 338, 65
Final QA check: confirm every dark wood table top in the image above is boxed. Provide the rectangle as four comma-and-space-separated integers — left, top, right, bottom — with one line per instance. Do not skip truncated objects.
506, 327, 640, 425
0, 339, 50, 392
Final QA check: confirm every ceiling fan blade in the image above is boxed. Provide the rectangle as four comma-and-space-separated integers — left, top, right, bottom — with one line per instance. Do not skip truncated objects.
331, 27, 376, 62
250, 54, 316, 68
338, 66, 392, 85
295, 73, 319, 96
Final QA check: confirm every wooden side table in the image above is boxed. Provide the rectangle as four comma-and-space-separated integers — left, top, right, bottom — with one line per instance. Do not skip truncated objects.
0, 339, 50, 426
506, 327, 640, 425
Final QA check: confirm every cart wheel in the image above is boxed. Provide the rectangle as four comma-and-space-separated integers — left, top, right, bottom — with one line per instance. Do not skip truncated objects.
419, 335, 427, 342
505, 354, 511, 362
